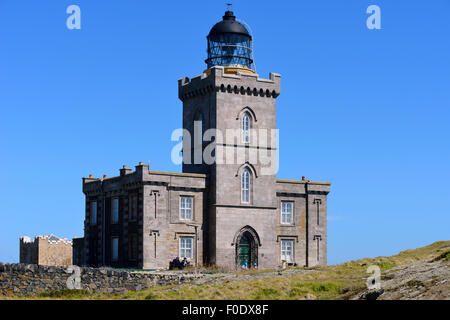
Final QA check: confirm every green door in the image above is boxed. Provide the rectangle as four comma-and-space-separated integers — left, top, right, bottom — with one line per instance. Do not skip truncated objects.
239, 235, 251, 267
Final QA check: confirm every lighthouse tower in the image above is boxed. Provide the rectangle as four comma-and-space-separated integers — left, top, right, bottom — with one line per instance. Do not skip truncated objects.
179, 10, 282, 267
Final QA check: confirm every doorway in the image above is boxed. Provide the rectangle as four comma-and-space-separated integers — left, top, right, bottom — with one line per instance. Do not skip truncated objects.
234, 226, 260, 269
238, 234, 251, 267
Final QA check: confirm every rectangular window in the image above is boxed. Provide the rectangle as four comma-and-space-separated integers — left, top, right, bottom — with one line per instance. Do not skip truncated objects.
129, 194, 138, 221
90, 201, 97, 225
281, 201, 294, 224
111, 237, 119, 262
179, 237, 193, 259
281, 239, 294, 263
128, 234, 138, 261
111, 198, 119, 224
180, 196, 193, 220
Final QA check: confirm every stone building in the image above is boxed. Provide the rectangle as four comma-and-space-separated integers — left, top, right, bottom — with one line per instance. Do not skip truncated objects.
72, 237, 85, 266
82, 10, 330, 270
19, 234, 73, 267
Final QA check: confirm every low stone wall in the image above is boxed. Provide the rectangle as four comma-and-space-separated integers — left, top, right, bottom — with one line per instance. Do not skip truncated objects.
0, 263, 204, 296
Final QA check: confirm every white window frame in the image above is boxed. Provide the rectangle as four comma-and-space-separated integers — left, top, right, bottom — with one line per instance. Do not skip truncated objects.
281, 201, 294, 225
111, 237, 119, 262
90, 201, 97, 225
241, 168, 250, 204
179, 237, 193, 259
242, 112, 250, 143
180, 196, 193, 220
111, 198, 119, 224
281, 239, 294, 263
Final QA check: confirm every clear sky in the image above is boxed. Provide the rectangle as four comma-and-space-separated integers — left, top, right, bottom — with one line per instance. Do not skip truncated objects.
0, 0, 449, 265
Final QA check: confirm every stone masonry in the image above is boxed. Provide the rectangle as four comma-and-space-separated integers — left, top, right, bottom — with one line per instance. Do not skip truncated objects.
0, 263, 204, 296
81, 11, 330, 271
82, 66, 330, 270
20, 235, 72, 267
83, 167, 206, 269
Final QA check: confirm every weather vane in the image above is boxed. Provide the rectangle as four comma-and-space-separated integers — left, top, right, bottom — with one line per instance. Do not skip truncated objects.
226, 3, 233, 11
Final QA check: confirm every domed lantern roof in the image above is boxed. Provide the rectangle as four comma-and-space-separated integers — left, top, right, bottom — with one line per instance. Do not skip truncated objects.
205, 11, 254, 74
208, 11, 251, 37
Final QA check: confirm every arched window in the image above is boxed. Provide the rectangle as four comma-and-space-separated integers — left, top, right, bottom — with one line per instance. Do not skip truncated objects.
242, 112, 250, 143
241, 168, 250, 203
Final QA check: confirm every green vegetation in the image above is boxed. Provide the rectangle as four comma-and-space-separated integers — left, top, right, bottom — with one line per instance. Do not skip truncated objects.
37, 289, 90, 298
375, 261, 397, 270
433, 250, 450, 262
4, 241, 449, 300
406, 280, 424, 287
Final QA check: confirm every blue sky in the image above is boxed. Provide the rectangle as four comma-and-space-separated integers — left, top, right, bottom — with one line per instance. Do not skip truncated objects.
0, 0, 449, 265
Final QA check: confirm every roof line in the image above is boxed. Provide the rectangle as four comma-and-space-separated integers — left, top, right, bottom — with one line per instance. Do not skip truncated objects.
276, 179, 331, 185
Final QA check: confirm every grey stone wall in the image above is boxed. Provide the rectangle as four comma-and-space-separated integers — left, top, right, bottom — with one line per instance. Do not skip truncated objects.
0, 263, 204, 296
20, 236, 72, 267
142, 171, 206, 269
179, 67, 283, 269
81, 65, 330, 271
82, 166, 206, 270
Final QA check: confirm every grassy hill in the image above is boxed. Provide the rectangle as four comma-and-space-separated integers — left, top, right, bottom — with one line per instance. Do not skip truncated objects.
6, 240, 450, 300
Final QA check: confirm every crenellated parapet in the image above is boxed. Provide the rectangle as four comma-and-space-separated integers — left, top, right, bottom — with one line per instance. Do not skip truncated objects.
82, 163, 206, 197
20, 234, 73, 266
178, 66, 281, 101
20, 234, 72, 245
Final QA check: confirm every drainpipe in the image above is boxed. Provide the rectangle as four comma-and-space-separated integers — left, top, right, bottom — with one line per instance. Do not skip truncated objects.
186, 223, 199, 267
194, 225, 198, 267
305, 178, 309, 267
102, 181, 106, 266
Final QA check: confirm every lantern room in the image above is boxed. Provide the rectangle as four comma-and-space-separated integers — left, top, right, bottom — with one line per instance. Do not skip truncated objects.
205, 11, 254, 74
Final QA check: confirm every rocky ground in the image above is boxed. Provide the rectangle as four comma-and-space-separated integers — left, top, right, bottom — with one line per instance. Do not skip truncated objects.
190, 267, 320, 286
355, 259, 449, 300
188, 257, 450, 300
3, 241, 449, 300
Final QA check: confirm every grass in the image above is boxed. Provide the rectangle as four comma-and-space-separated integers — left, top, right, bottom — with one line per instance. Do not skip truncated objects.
37, 289, 90, 298
433, 250, 450, 262
4, 240, 449, 300
406, 280, 424, 288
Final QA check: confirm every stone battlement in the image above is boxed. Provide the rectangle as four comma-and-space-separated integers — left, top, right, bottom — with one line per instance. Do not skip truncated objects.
82, 164, 207, 196
178, 66, 281, 101
20, 235, 73, 266
20, 234, 72, 245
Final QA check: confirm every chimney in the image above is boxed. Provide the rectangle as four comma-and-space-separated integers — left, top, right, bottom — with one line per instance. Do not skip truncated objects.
82, 174, 98, 184
135, 162, 149, 178
120, 165, 132, 176
103, 175, 107, 179
302, 176, 306, 181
